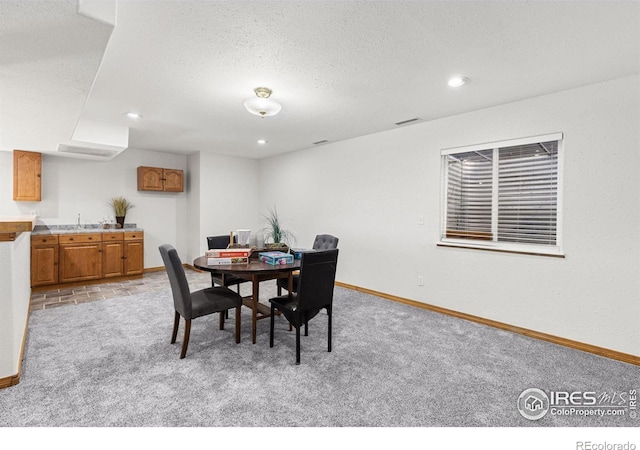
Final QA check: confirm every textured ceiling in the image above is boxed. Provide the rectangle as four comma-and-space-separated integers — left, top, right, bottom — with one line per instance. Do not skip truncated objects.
0, 0, 112, 154
2, 1, 639, 159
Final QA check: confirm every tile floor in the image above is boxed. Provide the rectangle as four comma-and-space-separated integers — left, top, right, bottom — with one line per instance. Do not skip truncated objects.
29, 269, 212, 312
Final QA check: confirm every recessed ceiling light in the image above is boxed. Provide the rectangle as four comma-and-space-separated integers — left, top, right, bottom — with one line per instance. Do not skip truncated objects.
257, 139, 267, 144
126, 112, 142, 119
447, 76, 469, 87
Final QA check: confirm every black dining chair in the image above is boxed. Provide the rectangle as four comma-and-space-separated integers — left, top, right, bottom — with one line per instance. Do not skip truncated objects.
276, 234, 339, 296
206, 235, 250, 294
269, 248, 339, 365
159, 244, 242, 359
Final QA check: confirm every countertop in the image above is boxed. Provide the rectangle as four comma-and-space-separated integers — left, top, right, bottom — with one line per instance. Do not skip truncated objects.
31, 224, 143, 236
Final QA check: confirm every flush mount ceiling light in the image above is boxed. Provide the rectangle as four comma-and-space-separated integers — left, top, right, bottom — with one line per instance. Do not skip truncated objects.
244, 87, 282, 117
447, 76, 469, 87
257, 139, 267, 144
126, 112, 142, 119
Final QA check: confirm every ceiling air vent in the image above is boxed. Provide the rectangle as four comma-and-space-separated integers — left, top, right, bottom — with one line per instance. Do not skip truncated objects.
313, 140, 329, 145
395, 117, 421, 126
58, 144, 120, 159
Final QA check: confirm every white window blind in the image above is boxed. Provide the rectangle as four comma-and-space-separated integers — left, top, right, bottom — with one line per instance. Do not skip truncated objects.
441, 134, 562, 255
445, 149, 493, 240
498, 142, 558, 245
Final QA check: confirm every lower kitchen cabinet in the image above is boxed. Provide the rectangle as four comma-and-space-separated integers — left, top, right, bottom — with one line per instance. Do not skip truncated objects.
102, 233, 125, 278
31, 231, 144, 288
31, 235, 59, 287
123, 232, 144, 275
58, 234, 103, 283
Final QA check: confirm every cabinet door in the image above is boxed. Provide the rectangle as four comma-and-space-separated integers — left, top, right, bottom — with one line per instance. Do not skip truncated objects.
124, 240, 144, 275
31, 245, 58, 286
163, 169, 184, 192
137, 166, 164, 191
102, 241, 124, 278
59, 243, 103, 283
13, 150, 42, 201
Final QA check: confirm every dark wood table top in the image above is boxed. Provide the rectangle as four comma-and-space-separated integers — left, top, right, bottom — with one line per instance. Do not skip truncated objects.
193, 255, 300, 274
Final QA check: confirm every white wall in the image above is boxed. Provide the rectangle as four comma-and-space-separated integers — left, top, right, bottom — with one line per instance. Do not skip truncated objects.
0, 232, 31, 380
186, 151, 260, 264
258, 75, 640, 356
0, 147, 189, 269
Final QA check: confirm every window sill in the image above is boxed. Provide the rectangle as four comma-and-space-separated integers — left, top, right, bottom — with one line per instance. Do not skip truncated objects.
437, 241, 565, 258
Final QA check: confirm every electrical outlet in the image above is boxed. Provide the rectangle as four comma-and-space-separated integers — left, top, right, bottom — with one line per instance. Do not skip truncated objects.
418, 276, 424, 286
417, 215, 424, 225
30, 210, 40, 216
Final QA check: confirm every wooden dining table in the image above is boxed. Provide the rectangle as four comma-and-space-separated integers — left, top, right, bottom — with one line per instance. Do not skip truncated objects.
193, 255, 301, 344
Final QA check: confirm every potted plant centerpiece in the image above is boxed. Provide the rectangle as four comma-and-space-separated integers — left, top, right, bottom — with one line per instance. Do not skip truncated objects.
109, 196, 134, 229
261, 206, 294, 251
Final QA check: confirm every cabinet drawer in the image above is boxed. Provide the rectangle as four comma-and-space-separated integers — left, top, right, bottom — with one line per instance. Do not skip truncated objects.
102, 232, 124, 241
31, 235, 59, 246
124, 231, 143, 241
59, 233, 102, 244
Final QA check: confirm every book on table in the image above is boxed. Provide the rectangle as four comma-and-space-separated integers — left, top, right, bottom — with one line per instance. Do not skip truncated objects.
205, 248, 252, 258
207, 256, 249, 265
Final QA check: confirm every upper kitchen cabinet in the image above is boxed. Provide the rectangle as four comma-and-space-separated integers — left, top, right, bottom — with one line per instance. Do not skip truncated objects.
13, 150, 42, 201
137, 166, 184, 192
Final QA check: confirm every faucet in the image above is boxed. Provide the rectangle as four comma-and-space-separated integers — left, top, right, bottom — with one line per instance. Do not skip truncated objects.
77, 213, 81, 229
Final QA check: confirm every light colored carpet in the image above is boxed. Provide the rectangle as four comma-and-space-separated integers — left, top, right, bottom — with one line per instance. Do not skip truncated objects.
0, 281, 637, 427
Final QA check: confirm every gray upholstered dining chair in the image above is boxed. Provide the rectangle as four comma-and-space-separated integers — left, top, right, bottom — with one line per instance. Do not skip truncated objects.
269, 248, 339, 365
159, 244, 242, 359
276, 234, 339, 296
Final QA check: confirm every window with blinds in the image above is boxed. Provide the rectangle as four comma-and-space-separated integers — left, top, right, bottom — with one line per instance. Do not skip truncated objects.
441, 133, 562, 256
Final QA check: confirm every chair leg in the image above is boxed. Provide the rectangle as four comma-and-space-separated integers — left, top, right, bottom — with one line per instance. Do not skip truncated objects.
219, 311, 224, 330
304, 311, 309, 336
180, 319, 191, 359
327, 306, 332, 353
226, 284, 241, 319
277, 285, 282, 296
235, 306, 241, 344
295, 323, 301, 365
270, 303, 275, 348
171, 311, 180, 344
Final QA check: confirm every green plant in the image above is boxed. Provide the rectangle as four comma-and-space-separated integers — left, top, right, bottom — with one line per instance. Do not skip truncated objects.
261, 206, 294, 245
109, 196, 134, 217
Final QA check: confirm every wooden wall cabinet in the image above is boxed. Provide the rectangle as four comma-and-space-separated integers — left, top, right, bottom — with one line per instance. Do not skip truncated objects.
137, 166, 183, 192
31, 235, 59, 286
13, 150, 42, 201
